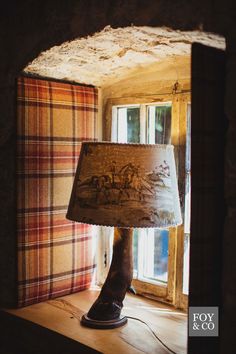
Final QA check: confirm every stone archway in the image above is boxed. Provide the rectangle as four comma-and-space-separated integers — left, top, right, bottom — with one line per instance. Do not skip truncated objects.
23, 25, 224, 87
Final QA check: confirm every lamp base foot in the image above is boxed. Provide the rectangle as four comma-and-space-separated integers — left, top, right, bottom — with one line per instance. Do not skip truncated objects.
81, 314, 128, 329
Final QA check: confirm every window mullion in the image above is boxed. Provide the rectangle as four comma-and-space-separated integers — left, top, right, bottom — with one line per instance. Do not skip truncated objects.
147, 106, 155, 144
139, 104, 146, 143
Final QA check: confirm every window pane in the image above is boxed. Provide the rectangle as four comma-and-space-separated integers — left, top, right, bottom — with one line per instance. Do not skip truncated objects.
127, 107, 140, 143
143, 229, 169, 283
117, 107, 140, 143
147, 105, 171, 144
146, 104, 171, 284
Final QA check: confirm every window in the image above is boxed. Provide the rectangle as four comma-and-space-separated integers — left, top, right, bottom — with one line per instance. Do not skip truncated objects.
112, 104, 171, 145
147, 105, 171, 144
99, 95, 190, 310
112, 103, 174, 292
112, 106, 140, 143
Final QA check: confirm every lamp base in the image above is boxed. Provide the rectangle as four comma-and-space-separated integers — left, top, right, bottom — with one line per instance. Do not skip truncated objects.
81, 314, 128, 329
81, 227, 133, 329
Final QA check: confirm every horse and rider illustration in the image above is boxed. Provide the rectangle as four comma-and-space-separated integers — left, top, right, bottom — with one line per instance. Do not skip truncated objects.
76, 160, 171, 207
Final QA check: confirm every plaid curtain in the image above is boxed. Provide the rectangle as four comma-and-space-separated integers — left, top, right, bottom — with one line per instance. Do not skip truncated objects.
16, 76, 98, 307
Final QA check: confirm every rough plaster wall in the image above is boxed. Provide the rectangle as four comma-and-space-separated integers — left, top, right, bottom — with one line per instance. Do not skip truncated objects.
23, 26, 224, 87
101, 56, 191, 101
0, 1, 236, 352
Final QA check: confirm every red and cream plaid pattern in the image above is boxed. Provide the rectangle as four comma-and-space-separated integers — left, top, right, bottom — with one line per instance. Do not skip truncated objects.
16, 76, 98, 307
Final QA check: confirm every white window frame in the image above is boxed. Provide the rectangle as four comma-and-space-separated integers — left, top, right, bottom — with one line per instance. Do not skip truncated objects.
111, 102, 174, 300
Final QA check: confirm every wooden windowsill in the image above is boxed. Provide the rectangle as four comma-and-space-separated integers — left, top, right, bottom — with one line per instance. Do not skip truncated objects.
2, 287, 187, 354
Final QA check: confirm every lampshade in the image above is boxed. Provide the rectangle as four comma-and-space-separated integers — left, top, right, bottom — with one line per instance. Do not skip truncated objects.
67, 142, 182, 228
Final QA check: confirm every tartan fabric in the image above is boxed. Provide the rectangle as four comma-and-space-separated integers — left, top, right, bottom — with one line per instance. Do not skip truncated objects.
16, 76, 98, 307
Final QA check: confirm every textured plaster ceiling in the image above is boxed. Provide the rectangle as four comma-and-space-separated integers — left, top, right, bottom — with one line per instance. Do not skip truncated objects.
24, 26, 225, 87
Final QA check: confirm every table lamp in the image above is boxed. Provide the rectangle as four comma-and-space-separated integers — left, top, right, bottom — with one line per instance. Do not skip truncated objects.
67, 142, 182, 329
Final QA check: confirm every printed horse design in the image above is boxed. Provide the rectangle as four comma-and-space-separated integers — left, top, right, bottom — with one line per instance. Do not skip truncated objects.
76, 160, 169, 206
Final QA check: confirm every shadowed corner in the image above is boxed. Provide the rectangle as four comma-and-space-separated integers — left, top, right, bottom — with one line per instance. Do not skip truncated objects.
0, 310, 101, 354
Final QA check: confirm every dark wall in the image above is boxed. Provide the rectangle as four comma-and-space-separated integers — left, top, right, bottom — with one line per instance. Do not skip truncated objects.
0, 1, 236, 353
